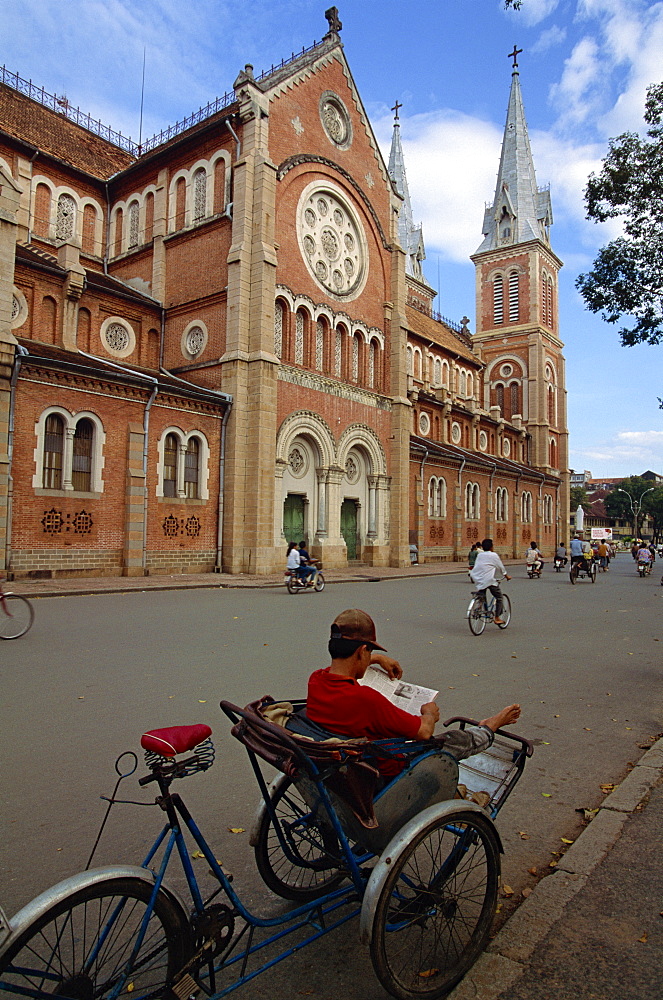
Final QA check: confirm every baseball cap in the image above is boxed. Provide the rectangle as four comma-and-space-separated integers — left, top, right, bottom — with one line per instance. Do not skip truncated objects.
330, 609, 386, 651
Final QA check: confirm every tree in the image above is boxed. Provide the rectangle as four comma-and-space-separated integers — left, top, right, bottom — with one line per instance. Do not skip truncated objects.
603, 476, 660, 537
576, 83, 663, 347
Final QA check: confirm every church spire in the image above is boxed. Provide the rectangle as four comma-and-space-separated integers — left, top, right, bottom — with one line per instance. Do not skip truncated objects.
476, 53, 552, 253
387, 102, 425, 279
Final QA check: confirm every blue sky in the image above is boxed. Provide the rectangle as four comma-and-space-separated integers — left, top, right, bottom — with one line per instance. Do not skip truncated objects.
3, 0, 663, 476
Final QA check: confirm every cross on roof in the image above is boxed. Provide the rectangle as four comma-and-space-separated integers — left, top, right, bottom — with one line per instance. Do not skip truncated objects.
392, 100, 403, 121
508, 45, 523, 69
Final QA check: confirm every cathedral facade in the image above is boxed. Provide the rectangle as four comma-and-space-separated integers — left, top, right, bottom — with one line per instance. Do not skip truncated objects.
0, 10, 568, 579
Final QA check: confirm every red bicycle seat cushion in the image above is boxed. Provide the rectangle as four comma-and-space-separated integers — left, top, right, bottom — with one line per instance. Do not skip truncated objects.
141, 724, 212, 757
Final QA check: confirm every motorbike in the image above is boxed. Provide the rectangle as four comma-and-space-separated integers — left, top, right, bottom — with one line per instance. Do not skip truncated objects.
284, 560, 325, 593
553, 555, 566, 572
637, 559, 651, 578
526, 561, 542, 579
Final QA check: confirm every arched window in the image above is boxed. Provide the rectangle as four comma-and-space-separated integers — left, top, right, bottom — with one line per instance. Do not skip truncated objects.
510, 382, 520, 417
335, 327, 342, 377
496, 487, 508, 522
459, 370, 467, 396
193, 168, 207, 222
508, 271, 519, 323
548, 385, 556, 425
549, 438, 557, 469
368, 339, 376, 388
543, 495, 553, 524
274, 300, 284, 359
493, 275, 504, 325
295, 311, 304, 365
163, 433, 178, 497
316, 321, 324, 371
175, 177, 186, 230
71, 419, 93, 492
144, 192, 155, 242
213, 159, 226, 214
113, 208, 123, 257
496, 383, 504, 413
428, 476, 446, 518
352, 333, 360, 382
442, 360, 449, 387
128, 201, 140, 249
521, 490, 533, 523
56, 193, 76, 242
434, 358, 442, 386
43, 414, 64, 489
184, 438, 200, 498
547, 277, 554, 328
414, 349, 422, 381
34, 183, 51, 239
406, 345, 413, 376
465, 482, 480, 519
82, 204, 97, 254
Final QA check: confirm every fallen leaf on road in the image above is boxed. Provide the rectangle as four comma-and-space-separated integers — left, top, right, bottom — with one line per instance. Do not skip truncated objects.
472, 673, 479, 677
542, 793, 552, 798
584, 727, 592, 731
626, 727, 633, 730
228, 827, 245, 834
511, 655, 517, 658
638, 932, 648, 944
527, 867, 537, 875
549, 860, 558, 868
561, 838, 574, 844
518, 831, 530, 839
542, 741, 551, 745
502, 885, 514, 897
198, 700, 207, 703
191, 850, 205, 859
448, 686, 455, 690
522, 888, 533, 898
554, 714, 560, 718
600, 784, 615, 794
418, 969, 440, 979
576, 807, 599, 822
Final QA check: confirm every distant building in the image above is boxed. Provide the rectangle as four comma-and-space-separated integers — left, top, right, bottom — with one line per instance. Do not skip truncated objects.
570, 469, 592, 487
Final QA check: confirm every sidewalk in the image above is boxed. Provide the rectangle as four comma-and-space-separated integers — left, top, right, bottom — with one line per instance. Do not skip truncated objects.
450, 737, 663, 1000
7, 558, 495, 599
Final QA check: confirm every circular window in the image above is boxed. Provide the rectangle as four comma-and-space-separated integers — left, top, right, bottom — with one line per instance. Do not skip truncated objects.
100, 317, 135, 358
451, 422, 462, 444
500, 363, 513, 378
418, 412, 430, 437
319, 91, 352, 149
181, 320, 208, 361
545, 364, 553, 382
479, 430, 488, 452
297, 182, 367, 300
503, 437, 511, 458
11, 287, 28, 330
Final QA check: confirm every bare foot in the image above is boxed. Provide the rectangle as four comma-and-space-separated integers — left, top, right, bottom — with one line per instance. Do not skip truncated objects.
480, 703, 521, 733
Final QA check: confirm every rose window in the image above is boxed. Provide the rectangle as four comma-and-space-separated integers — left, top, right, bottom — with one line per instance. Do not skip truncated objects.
104, 323, 130, 352
186, 326, 205, 357
288, 448, 305, 475
298, 186, 366, 298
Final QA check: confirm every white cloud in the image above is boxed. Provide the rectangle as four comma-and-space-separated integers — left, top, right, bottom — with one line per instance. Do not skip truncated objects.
570, 430, 663, 477
549, 36, 602, 128
531, 25, 567, 54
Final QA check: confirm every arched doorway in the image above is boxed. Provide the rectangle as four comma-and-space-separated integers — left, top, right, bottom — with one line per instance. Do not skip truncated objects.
341, 499, 359, 560
283, 494, 305, 543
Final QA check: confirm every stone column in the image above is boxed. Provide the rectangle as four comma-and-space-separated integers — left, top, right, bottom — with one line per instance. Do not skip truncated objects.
315, 468, 328, 537
57, 242, 85, 351
151, 168, 168, 303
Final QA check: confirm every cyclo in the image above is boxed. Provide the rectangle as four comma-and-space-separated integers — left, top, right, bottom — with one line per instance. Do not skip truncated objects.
0, 698, 532, 1000
569, 552, 597, 584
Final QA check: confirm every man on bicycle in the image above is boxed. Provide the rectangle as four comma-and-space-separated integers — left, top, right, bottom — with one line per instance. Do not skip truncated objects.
469, 538, 511, 625
570, 533, 586, 570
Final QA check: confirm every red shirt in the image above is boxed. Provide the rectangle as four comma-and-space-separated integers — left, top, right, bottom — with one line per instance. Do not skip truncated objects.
307, 668, 421, 776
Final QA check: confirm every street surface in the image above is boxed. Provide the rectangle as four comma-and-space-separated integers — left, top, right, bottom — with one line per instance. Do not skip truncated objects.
1, 555, 661, 998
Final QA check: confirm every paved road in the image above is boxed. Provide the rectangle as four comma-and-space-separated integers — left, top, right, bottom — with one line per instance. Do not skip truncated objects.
1, 555, 661, 997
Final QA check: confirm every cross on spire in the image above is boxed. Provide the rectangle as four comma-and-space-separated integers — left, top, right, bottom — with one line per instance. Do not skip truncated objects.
508, 45, 523, 69
392, 100, 403, 121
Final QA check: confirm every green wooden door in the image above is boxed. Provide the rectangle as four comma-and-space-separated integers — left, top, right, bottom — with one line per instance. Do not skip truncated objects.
283, 494, 305, 543
341, 499, 358, 560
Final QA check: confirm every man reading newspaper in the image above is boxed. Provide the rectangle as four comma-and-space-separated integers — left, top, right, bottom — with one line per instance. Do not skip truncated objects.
307, 608, 520, 777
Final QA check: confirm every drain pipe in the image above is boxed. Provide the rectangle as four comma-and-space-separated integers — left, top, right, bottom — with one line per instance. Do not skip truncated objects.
4, 344, 29, 574
456, 456, 467, 561
215, 405, 231, 572
414, 443, 428, 565
78, 351, 158, 573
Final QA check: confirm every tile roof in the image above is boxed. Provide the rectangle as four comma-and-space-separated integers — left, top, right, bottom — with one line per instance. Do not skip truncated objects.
410, 434, 560, 483
405, 306, 478, 366
0, 83, 134, 179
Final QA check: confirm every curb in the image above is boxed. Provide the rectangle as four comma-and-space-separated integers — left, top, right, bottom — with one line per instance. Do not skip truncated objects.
448, 736, 663, 999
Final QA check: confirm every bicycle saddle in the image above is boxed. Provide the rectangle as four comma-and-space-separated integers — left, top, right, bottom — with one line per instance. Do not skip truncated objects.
141, 724, 212, 757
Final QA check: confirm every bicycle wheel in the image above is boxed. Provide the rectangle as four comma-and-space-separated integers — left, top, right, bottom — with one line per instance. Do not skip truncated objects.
590, 563, 597, 583
0, 876, 188, 999
569, 565, 577, 584
286, 574, 301, 593
254, 776, 346, 901
467, 598, 486, 635
496, 594, 511, 629
0, 594, 34, 639
369, 810, 500, 1000
314, 571, 325, 592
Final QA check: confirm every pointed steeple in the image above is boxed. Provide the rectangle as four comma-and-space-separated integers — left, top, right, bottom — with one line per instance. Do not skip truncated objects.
388, 103, 425, 279
476, 57, 552, 254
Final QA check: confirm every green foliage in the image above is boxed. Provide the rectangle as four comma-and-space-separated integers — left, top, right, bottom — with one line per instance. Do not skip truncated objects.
569, 486, 587, 512
576, 82, 663, 347
603, 476, 660, 525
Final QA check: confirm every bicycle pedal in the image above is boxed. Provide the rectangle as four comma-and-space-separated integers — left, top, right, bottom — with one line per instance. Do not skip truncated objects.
172, 973, 199, 1000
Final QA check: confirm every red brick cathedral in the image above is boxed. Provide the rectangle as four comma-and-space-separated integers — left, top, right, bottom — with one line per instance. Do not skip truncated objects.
0, 9, 568, 579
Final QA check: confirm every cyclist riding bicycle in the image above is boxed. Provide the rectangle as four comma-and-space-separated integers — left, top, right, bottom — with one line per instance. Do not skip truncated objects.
570, 533, 590, 570
469, 538, 511, 625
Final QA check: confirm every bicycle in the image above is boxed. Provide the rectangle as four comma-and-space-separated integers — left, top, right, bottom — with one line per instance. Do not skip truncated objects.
0, 581, 34, 639
0, 699, 533, 1000
285, 560, 325, 593
569, 556, 597, 584
467, 586, 511, 635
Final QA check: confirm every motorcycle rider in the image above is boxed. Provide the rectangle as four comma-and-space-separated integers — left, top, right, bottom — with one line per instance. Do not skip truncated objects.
526, 541, 544, 576
555, 542, 568, 568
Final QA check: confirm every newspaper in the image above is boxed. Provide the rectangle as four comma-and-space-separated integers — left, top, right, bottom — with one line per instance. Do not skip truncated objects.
358, 665, 438, 714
